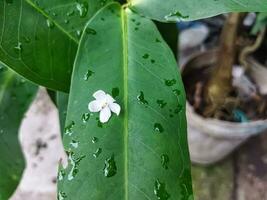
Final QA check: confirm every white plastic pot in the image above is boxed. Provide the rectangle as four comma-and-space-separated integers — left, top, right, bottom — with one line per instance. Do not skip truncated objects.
182, 50, 267, 165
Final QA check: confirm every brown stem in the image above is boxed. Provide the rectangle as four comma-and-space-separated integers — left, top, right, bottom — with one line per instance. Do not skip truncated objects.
204, 13, 242, 117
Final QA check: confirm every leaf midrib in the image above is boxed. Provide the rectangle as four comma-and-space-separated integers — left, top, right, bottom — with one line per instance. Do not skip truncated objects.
121, 5, 129, 200
25, 0, 79, 44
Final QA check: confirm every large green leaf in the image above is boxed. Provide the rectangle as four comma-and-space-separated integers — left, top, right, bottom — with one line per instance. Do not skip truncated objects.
58, 3, 192, 199
0, 67, 38, 200
130, 0, 267, 22
0, 0, 112, 92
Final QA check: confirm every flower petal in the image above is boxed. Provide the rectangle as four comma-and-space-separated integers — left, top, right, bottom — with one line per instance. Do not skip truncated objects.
100, 106, 111, 123
93, 90, 106, 100
106, 94, 115, 104
109, 103, 121, 116
88, 100, 102, 112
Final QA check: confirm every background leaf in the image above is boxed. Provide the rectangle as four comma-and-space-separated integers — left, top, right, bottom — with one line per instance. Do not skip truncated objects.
0, 66, 38, 200
58, 3, 192, 199
130, 0, 267, 22
0, 0, 112, 92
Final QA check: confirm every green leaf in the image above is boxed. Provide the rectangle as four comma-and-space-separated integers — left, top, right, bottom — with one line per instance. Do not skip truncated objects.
0, 66, 38, 200
0, 0, 112, 92
130, 0, 267, 22
58, 3, 192, 199
56, 91, 69, 135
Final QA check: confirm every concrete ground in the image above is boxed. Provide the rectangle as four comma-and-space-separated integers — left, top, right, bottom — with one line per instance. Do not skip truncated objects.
10, 89, 66, 200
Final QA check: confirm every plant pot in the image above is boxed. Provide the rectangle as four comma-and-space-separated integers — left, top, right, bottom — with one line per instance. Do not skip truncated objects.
182, 50, 267, 165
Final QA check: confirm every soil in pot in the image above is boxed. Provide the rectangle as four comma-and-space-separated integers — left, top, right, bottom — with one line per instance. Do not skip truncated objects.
183, 59, 267, 122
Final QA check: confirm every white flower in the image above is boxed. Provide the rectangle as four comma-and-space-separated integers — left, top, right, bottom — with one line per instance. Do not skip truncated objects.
88, 90, 121, 123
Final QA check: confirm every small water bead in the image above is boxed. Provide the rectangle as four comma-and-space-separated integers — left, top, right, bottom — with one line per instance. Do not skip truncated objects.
64, 19, 69, 24
155, 38, 161, 43
76, 30, 82, 39
174, 104, 182, 114
67, 10, 74, 16
14, 42, 22, 53
165, 79, 176, 86
103, 155, 117, 178
64, 121, 75, 136
142, 53, 149, 59
154, 123, 164, 133
85, 27, 97, 35
70, 140, 79, 149
173, 89, 181, 96
111, 87, 119, 98
67, 152, 86, 181
58, 169, 66, 181
154, 179, 170, 200
46, 19, 55, 29
92, 137, 98, 144
58, 191, 67, 200
164, 11, 189, 22
93, 148, 102, 158
83, 69, 94, 80
82, 113, 90, 123
156, 100, 167, 108
76, 2, 88, 18
137, 91, 148, 105
161, 154, 170, 169
151, 59, 156, 64
96, 117, 103, 128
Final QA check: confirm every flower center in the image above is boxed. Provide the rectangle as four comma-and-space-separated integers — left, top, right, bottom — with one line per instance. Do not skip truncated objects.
101, 101, 108, 109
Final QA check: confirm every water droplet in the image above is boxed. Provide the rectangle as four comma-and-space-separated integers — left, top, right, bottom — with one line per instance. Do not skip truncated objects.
67, 10, 74, 16
70, 140, 79, 148
151, 59, 156, 64
76, 2, 88, 18
156, 38, 161, 43
58, 169, 66, 181
64, 121, 75, 136
76, 30, 82, 39
0, 129, 4, 134
82, 113, 90, 123
174, 104, 182, 114
161, 154, 169, 169
165, 79, 176, 86
96, 117, 103, 128
134, 27, 139, 31
14, 42, 22, 53
84, 69, 94, 80
46, 19, 55, 29
137, 91, 148, 105
131, 19, 136, 22
112, 87, 119, 98
58, 191, 67, 200
85, 27, 97, 35
156, 100, 167, 108
164, 11, 189, 22
64, 19, 69, 24
52, 12, 57, 17
136, 22, 141, 26
154, 123, 164, 133
142, 53, 149, 59
173, 89, 181, 96
101, 17, 105, 21
91, 137, 98, 144
154, 179, 170, 200
67, 152, 85, 181
103, 155, 117, 178
93, 148, 102, 158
